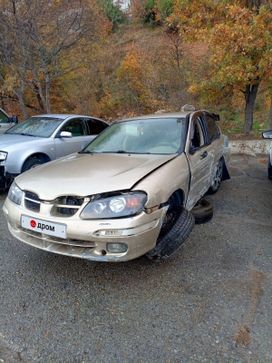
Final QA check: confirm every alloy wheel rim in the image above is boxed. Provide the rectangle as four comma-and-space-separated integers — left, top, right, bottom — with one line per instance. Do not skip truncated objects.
212, 161, 223, 189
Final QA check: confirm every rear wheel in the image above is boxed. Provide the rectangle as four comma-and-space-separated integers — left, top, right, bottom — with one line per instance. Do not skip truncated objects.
209, 158, 223, 194
146, 208, 195, 261
22, 156, 47, 172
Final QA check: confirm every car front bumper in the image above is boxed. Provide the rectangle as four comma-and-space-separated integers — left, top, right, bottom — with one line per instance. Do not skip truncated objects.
3, 198, 168, 262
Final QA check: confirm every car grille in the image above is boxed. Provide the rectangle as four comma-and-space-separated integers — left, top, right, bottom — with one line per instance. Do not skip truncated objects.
24, 192, 85, 217
24, 191, 41, 212
51, 196, 85, 217
0, 166, 4, 177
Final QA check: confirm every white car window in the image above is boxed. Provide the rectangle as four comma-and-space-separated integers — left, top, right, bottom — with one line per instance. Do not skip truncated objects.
60, 119, 87, 137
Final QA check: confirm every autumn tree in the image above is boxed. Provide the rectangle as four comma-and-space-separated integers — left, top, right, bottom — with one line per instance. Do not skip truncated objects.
0, 0, 98, 116
130, 0, 174, 25
170, 0, 272, 133
117, 48, 156, 113
98, 0, 125, 28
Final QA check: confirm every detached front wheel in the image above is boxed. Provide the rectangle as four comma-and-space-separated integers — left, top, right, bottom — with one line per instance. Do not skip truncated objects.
146, 208, 195, 261
192, 198, 213, 224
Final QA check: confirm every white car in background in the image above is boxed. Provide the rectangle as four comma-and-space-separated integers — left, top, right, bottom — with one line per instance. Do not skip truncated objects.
0, 114, 108, 190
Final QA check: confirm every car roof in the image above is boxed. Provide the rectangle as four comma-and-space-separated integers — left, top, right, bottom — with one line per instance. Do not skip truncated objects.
33, 114, 102, 120
118, 111, 191, 122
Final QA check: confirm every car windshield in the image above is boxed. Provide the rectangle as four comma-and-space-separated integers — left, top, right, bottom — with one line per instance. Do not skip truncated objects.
6, 117, 63, 138
83, 117, 187, 155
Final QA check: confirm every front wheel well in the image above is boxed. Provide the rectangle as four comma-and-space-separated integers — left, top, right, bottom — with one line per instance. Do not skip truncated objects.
21, 153, 51, 172
167, 189, 185, 210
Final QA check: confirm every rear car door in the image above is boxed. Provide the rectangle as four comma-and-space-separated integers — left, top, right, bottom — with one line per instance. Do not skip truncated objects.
186, 112, 213, 209
202, 112, 224, 170
0, 109, 14, 134
54, 118, 91, 158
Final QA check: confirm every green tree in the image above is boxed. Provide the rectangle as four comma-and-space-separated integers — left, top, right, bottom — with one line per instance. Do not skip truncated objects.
170, 0, 272, 133
99, 0, 125, 28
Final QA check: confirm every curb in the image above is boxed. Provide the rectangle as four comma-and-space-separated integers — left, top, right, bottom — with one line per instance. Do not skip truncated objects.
229, 140, 271, 156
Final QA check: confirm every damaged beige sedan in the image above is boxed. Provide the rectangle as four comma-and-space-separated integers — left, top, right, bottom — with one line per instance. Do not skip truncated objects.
3, 110, 230, 261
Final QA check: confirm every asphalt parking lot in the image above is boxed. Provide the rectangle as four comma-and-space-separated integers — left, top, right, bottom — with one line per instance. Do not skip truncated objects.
0, 154, 272, 363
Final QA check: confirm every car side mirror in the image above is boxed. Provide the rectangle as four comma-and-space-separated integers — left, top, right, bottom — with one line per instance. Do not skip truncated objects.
262, 130, 272, 139
60, 131, 72, 138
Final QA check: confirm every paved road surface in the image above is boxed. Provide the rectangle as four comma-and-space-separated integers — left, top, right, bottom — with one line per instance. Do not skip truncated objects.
0, 155, 271, 362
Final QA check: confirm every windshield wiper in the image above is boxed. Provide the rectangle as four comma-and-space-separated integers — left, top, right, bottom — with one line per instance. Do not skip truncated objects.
91, 150, 128, 154
18, 132, 39, 137
78, 150, 97, 154
115, 151, 153, 155
80, 150, 153, 155
100, 150, 141, 154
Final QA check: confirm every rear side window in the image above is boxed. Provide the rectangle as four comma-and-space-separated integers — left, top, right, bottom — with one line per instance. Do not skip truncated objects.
86, 119, 108, 135
204, 114, 220, 143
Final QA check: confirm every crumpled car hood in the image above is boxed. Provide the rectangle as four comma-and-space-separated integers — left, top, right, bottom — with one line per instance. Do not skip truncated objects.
16, 153, 176, 200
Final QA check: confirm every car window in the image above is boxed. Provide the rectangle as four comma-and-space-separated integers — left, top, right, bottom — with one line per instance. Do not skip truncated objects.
190, 117, 205, 149
204, 113, 220, 143
85, 119, 108, 135
83, 117, 188, 155
60, 119, 86, 137
0, 110, 9, 123
6, 117, 64, 137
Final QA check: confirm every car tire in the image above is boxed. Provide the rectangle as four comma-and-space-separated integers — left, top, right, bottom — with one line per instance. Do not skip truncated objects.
191, 198, 213, 224
22, 156, 46, 172
146, 208, 195, 261
268, 162, 272, 180
208, 158, 224, 194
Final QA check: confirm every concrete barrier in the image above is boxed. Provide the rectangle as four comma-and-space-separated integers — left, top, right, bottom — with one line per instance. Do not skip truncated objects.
229, 140, 271, 156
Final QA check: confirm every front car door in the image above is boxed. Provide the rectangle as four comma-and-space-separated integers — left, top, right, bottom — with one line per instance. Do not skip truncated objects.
54, 118, 92, 158
185, 112, 213, 210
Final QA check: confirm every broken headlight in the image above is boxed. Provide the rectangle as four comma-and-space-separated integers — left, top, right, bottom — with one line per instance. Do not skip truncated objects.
80, 192, 147, 219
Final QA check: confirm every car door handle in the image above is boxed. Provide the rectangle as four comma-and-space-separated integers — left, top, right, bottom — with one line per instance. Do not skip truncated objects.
200, 151, 208, 159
